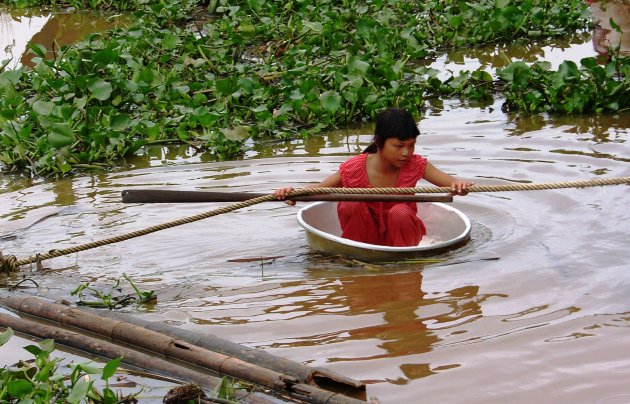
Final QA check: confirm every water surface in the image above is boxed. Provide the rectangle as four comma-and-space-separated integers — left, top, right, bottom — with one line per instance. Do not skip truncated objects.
2, 97, 629, 402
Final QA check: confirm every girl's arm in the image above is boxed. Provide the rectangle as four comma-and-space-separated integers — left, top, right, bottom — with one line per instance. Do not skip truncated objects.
313, 171, 343, 188
274, 171, 342, 204
423, 162, 474, 195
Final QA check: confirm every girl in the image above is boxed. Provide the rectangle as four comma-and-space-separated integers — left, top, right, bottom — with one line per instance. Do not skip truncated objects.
274, 108, 473, 247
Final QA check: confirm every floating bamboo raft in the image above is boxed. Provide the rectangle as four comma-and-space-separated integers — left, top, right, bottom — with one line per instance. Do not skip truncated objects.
0, 292, 366, 404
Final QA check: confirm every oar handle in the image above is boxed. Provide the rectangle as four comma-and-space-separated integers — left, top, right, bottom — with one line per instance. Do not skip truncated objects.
121, 189, 453, 203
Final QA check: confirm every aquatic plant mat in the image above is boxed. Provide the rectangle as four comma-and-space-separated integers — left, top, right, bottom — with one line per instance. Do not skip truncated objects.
0, 292, 367, 403
4, 0, 628, 177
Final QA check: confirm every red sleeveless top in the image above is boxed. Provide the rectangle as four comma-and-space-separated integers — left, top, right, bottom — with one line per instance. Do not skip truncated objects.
337, 153, 428, 245
339, 153, 427, 189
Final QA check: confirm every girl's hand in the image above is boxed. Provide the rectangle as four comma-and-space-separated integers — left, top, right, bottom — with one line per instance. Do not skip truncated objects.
274, 187, 296, 206
450, 181, 474, 196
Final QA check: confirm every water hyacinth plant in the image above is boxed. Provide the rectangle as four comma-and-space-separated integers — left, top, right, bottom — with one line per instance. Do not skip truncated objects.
70, 273, 157, 309
498, 18, 630, 114
0, 328, 138, 403
1, 0, 626, 178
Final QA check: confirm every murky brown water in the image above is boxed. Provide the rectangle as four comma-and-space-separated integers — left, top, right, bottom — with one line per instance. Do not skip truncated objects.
0, 7, 124, 69
2, 2, 630, 403
2, 100, 629, 402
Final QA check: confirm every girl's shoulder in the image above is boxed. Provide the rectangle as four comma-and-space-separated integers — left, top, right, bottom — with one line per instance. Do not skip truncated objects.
399, 154, 427, 185
339, 153, 369, 187
410, 154, 427, 166
340, 153, 367, 170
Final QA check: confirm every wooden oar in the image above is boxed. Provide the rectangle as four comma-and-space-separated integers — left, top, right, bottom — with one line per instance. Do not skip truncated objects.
121, 189, 453, 203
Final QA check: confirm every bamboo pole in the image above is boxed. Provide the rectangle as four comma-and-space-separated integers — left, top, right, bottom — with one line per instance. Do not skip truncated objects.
0, 293, 367, 403
87, 306, 365, 394
0, 313, 273, 404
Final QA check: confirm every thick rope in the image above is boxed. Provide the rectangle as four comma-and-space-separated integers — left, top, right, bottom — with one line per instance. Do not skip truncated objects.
288, 176, 630, 195
1, 176, 628, 272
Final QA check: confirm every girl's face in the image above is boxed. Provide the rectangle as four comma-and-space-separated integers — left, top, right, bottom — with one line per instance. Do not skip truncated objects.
379, 137, 416, 168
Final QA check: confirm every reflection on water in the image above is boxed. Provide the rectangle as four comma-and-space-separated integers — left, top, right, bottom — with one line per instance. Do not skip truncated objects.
436, 32, 592, 70
333, 272, 479, 362
0, 7, 124, 69
430, 2, 630, 76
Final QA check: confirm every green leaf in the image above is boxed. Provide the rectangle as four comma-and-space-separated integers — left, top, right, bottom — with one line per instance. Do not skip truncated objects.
289, 89, 303, 100
71, 283, 88, 296
605, 62, 617, 79
103, 387, 118, 404
320, 90, 342, 113
449, 15, 462, 28
347, 55, 370, 74
302, 20, 323, 33
237, 77, 257, 93
580, 57, 598, 70
35, 359, 57, 382
36, 350, 48, 368
609, 17, 620, 33
466, 2, 488, 12
497, 61, 530, 86
246, 0, 264, 12
238, 24, 256, 35
101, 357, 122, 380
162, 33, 180, 50
23, 344, 43, 356
76, 362, 103, 375
356, 18, 376, 35
59, 161, 72, 174
220, 125, 250, 141
39, 339, 55, 354
342, 89, 358, 104
0, 327, 13, 346
48, 123, 76, 148
33, 100, 54, 116
7, 379, 34, 397
0, 69, 23, 87
74, 96, 87, 110
27, 43, 47, 57
215, 78, 235, 95
606, 101, 619, 111
67, 377, 93, 404
110, 114, 131, 131
87, 78, 113, 101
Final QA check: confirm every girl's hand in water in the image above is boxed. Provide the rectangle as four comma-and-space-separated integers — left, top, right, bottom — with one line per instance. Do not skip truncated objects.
274, 187, 296, 206
450, 181, 474, 196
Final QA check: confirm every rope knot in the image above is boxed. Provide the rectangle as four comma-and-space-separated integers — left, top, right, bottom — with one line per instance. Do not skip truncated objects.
0, 252, 19, 273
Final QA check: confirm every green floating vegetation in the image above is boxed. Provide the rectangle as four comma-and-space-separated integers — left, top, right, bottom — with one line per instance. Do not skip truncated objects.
1, 328, 240, 402
1, 0, 624, 178
70, 273, 156, 309
499, 51, 630, 114
0, 328, 138, 403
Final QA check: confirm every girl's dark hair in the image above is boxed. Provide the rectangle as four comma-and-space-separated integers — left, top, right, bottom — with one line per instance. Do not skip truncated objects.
363, 108, 420, 153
